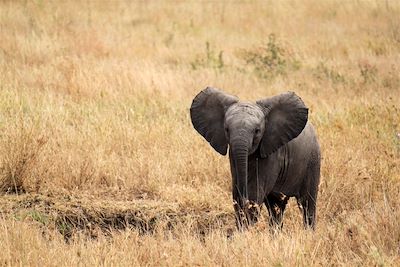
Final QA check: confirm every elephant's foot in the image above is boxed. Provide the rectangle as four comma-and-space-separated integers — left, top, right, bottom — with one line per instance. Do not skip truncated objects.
233, 199, 261, 231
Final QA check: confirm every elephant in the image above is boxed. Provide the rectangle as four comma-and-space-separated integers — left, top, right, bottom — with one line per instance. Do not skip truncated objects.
190, 87, 321, 230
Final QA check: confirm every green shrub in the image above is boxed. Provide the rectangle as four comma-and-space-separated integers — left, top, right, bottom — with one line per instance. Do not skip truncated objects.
359, 61, 378, 84
191, 41, 224, 70
313, 62, 346, 84
238, 34, 301, 80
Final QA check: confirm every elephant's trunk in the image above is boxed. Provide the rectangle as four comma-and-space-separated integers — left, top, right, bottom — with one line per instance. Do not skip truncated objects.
231, 138, 249, 205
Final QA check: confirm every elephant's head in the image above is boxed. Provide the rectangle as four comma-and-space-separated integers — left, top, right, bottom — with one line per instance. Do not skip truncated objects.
190, 87, 308, 200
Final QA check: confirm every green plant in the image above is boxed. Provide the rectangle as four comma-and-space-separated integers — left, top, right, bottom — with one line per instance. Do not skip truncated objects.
28, 210, 49, 225
190, 41, 224, 70
238, 33, 301, 79
359, 60, 378, 83
313, 62, 346, 84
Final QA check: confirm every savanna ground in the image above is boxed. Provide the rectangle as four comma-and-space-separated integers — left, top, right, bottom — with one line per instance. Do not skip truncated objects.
0, 0, 399, 266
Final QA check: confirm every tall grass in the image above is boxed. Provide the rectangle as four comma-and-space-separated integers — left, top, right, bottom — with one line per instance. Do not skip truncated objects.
0, 0, 399, 265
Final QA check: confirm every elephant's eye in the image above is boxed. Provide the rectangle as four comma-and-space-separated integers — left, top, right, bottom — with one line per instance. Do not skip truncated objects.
225, 127, 229, 134
255, 128, 261, 135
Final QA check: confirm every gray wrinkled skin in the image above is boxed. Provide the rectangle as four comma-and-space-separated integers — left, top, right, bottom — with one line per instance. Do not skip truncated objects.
190, 87, 321, 230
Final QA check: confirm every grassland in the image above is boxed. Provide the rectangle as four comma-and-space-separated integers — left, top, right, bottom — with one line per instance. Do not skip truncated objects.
0, 0, 399, 266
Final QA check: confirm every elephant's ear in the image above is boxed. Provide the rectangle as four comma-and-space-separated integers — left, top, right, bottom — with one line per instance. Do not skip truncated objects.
256, 92, 308, 158
190, 87, 239, 155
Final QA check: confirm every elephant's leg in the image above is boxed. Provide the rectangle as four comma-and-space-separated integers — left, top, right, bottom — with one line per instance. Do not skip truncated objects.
244, 200, 261, 225
265, 193, 288, 229
232, 185, 250, 231
233, 198, 261, 230
298, 196, 316, 230
298, 159, 320, 230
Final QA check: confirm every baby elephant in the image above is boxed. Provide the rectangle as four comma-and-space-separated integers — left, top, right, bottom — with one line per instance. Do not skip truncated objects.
190, 87, 321, 230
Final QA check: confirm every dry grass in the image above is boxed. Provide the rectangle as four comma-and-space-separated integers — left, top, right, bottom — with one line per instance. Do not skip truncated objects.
0, 0, 399, 266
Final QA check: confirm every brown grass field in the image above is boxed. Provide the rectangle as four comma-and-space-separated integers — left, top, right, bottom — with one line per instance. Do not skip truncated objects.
1, 0, 400, 266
